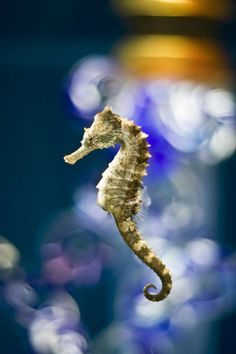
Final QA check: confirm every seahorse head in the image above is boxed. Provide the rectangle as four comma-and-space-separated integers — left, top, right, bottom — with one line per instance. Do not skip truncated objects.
64, 107, 122, 164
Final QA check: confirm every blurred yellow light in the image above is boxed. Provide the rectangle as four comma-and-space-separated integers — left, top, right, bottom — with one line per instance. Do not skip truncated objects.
116, 35, 231, 85
114, 0, 231, 19
0, 236, 20, 271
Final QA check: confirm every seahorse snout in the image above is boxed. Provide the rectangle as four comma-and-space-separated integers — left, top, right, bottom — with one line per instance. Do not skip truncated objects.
64, 145, 94, 164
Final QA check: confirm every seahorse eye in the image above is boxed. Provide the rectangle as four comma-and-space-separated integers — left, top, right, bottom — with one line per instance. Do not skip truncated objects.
87, 136, 94, 146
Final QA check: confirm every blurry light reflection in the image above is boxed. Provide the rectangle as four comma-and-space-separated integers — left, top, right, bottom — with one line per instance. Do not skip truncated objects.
3, 280, 37, 327
0, 236, 20, 276
138, 168, 207, 241
29, 291, 89, 354
106, 81, 139, 119
134, 295, 169, 327
170, 276, 198, 304
185, 238, 220, 268
170, 304, 197, 332
67, 56, 124, 119
204, 89, 236, 121
42, 255, 75, 285
223, 252, 236, 307
42, 239, 102, 286
73, 186, 109, 223
93, 322, 142, 354
4, 281, 38, 308
199, 124, 236, 164
39, 208, 115, 286
145, 80, 236, 157
162, 201, 194, 230
160, 167, 207, 237
158, 200, 204, 236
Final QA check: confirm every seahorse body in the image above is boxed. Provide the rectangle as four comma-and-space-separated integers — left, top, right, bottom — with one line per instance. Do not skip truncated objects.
64, 107, 172, 301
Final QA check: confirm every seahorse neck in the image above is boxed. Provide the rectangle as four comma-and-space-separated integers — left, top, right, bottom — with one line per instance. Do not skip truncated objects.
112, 120, 150, 216
96, 119, 150, 216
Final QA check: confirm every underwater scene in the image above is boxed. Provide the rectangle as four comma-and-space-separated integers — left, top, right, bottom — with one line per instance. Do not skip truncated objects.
0, 1, 236, 354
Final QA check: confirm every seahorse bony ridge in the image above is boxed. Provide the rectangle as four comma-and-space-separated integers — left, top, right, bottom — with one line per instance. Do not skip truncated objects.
64, 107, 172, 302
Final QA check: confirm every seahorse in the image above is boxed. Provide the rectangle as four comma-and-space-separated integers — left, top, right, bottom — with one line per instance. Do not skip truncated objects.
64, 107, 172, 302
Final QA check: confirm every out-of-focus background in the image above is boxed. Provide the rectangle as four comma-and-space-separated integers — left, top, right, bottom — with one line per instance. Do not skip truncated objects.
0, 1, 236, 353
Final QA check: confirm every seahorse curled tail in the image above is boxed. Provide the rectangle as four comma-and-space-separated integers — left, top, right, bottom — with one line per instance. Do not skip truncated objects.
114, 213, 172, 302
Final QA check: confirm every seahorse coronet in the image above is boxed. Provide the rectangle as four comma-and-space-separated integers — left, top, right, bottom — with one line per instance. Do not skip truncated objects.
64, 107, 172, 302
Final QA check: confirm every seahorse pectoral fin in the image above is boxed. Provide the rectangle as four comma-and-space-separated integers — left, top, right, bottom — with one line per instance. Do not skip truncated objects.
64, 146, 94, 164
134, 185, 152, 223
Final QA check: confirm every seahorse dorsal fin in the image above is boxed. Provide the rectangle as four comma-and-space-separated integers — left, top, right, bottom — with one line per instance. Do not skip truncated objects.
134, 185, 152, 224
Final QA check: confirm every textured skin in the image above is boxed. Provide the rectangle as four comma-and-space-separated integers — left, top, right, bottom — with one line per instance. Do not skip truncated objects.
64, 107, 172, 302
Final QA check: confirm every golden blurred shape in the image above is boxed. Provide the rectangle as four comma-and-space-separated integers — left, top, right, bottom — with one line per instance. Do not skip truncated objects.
0, 236, 20, 271
116, 35, 231, 85
114, 0, 231, 19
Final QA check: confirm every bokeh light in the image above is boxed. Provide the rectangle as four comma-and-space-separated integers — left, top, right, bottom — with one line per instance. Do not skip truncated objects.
29, 292, 89, 354
66, 56, 124, 119
38, 207, 116, 287
0, 236, 20, 278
